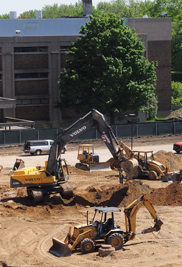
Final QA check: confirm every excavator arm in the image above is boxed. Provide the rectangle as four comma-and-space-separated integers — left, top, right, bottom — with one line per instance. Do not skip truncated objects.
46, 109, 122, 175
124, 194, 163, 242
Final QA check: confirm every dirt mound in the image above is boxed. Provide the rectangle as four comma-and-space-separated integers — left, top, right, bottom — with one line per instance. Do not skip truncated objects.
154, 150, 182, 171
151, 181, 182, 206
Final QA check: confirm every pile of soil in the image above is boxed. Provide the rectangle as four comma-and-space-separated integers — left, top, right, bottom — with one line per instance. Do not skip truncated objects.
154, 150, 182, 171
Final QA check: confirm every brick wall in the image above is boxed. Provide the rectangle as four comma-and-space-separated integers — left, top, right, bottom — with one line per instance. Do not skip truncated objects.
15, 80, 49, 95
0, 55, 2, 70
0, 81, 2, 97
148, 41, 171, 111
16, 105, 49, 120
14, 54, 48, 69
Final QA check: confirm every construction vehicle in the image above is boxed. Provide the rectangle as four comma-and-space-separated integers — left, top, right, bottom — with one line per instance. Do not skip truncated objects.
75, 144, 110, 171
49, 193, 163, 257
119, 141, 168, 180
10, 109, 124, 203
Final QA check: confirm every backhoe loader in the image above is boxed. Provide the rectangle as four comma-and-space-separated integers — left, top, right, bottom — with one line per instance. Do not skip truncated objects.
119, 141, 168, 180
75, 144, 110, 171
49, 193, 163, 257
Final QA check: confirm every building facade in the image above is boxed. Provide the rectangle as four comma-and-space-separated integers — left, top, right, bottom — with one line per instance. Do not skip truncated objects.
0, 10, 171, 127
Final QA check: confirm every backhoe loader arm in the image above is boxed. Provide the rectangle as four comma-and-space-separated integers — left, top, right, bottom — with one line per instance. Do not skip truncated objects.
46, 109, 122, 175
124, 194, 163, 242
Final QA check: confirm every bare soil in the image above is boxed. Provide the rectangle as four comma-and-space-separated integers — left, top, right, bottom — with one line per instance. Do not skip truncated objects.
1, 135, 182, 267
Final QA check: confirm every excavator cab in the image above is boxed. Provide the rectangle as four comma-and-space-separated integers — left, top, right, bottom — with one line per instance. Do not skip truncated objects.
52, 158, 69, 182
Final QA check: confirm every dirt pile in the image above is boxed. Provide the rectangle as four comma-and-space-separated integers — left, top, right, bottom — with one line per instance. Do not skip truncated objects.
151, 181, 182, 206
154, 150, 182, 171
1, 179, 182, 219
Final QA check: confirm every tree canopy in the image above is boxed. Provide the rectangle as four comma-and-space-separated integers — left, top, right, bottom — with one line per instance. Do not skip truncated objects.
57, 13, 157, 123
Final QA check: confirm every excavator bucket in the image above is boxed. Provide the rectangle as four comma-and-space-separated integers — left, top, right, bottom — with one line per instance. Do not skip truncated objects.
89, 162, 111, 171
12, 158, 25, 171
49, 238, 72, 257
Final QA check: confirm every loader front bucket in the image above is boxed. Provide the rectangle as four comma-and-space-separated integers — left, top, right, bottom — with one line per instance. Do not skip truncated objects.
89, 162, 111, 171
49, 238, 72, 257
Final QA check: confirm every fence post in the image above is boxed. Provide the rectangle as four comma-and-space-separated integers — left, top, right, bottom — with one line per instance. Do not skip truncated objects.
4, 132, 5, 145
156, 123, 158, 136
136, 124, 138, 137
20, 131, 21, 144
173, 122, 175, 135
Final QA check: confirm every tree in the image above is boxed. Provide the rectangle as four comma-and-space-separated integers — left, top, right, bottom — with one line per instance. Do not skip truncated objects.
18, 10, 38, 19
171, 81, 182, 105
57, 13, 157, 124
42, 2, 83, 18
0, 14, 9, 19
146, 95, 158, 120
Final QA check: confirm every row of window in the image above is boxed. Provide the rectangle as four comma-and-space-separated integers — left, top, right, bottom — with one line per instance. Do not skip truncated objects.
15, 73, 48, 79
14, 47, 48, 53
14, 46, 70, 53
16, 99, 49, 105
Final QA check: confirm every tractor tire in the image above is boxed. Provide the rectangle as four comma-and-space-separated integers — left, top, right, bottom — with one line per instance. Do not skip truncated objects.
106, 233, 124, 250
148, 170, 157, 180
80, 238, 95, 254
176, 149, 180, 154
133, 167, 142, 179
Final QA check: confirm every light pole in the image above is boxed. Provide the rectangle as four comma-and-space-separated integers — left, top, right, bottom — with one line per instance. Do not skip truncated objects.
128, 114, 136, 150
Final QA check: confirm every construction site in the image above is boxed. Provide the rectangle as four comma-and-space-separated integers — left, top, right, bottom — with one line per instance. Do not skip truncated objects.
0, 130, 182, 267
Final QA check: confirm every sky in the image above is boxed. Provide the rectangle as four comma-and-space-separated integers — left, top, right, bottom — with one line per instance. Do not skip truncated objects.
0, 0, 111, 16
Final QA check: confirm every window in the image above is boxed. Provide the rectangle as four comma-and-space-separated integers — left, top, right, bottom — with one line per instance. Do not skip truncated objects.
16, 99, 49, 105
15, 73, 48, 79
24, 23, 38, 31
41, 98, 49, 104
32, 99, 40, 104
14, 47, 48, 53
60, 46, 70, 53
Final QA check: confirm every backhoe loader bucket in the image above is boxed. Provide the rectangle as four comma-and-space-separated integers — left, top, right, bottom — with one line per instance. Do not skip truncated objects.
89, 162, 111, 171
49, 238, 72, 257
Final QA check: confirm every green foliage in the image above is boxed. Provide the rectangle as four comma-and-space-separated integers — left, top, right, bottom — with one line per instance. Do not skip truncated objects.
18, 10, 38, 19
171, 81, 182, 105
97, 0, 135, 18
172, 21, 182, 71
0, 14, 9, 19
42, 2, 83, 18
58, 13, 157, 124
145, 95, 158, 120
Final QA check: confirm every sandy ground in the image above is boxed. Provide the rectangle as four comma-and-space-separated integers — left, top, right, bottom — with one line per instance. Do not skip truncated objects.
1, 135, 182, 267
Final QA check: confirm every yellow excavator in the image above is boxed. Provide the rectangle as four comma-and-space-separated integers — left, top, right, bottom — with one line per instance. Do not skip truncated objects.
49, 193, 163, 257
119, 141, 168, 180
10, 109, 124, 203
75, 144, 111, 171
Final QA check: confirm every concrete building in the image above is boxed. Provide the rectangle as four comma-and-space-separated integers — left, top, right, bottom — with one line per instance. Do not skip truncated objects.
0, 3, 171, 127
127, 18, 172, 117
